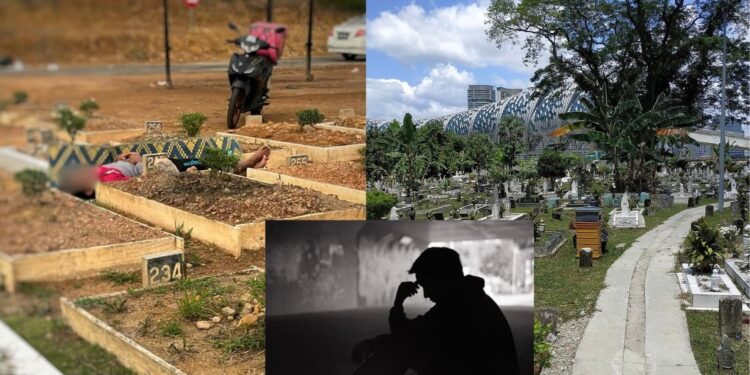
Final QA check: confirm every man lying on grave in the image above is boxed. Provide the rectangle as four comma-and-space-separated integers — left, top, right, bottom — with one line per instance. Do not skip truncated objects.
351, 247, 518, 375
59, 146, 271, 199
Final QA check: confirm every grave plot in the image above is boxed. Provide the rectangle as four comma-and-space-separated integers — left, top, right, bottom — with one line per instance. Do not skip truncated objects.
96, 172, 364, 258
0, 188, 183, 293
61, 269, 266, 375
218, 121, 364, 163
55, 116, 144, 144
246, 160, 365, 204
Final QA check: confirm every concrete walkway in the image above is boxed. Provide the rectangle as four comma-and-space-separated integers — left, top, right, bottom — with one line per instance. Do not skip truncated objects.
0, 319, 62, 375
573, 205, 711, 375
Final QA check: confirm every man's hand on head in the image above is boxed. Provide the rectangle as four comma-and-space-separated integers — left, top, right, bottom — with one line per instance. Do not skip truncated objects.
394, 281, 419, 307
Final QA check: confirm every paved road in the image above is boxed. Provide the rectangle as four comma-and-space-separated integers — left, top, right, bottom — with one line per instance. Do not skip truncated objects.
573, 205, 715, 375
0, 55, 363, 76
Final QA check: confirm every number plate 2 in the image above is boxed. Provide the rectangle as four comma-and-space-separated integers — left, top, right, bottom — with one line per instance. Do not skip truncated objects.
142, 251, 185, 287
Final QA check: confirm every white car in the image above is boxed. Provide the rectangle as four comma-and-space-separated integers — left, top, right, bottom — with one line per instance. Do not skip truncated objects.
327, 15, 365, 60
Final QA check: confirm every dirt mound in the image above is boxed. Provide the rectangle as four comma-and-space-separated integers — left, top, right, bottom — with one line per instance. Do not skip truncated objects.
0, 0, 363, 65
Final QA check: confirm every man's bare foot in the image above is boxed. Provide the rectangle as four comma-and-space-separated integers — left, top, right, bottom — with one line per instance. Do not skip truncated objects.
255, 154, 269, 169
236, 145, 272, 172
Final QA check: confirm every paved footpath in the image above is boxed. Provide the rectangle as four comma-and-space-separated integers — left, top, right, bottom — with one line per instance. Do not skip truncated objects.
0, 319, 61, 375
573, 205, 714, 375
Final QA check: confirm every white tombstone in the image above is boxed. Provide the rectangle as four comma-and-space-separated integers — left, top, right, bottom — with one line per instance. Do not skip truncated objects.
543, 180, 549, 193
621, 192, 630, 214
571, 180, 579, 200
389, 207, 399, 220
611, 192, 645, 228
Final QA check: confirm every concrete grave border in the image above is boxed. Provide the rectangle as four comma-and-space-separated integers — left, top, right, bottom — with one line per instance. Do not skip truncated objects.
95, 176, 364, 258
246, 168, 365, 204
60, 267, 262, 375
217, 131, 364, 164
56, 129, 144, 145
0, 193, 183, 293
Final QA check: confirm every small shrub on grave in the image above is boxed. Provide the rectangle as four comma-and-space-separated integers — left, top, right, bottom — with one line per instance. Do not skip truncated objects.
296, 108, 324, 131
137, 317, 153, 336
178, 112, 207, 137
101, 297, 128, 314
54, 107, 86, 144
13, 91, 28, 105
200, 148, 240, 180
175, 222, 193, 241
534, 320, 552, 370
159, 319, 183, 337
78, 98, 99, 117
366, 190, 398, 219
684, 218, 723, 274
75, 297, 102, 309
14, 169, 49, 196
177, 293, 213, 321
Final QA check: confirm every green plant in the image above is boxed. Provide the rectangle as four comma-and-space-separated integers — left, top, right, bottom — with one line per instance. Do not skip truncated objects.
55, 107, 86, 144
296, 108, 324, 129
74, 297, 102, 309
247, 273, 266, 309
14, 169, 49, 196
199, 148, 240, 179
178, 112, 207, 137
684, 218, 723, 274
101, 270, 139, 285
158, 320, 183, 337
13, 91, 28, 105
366, 190, 398, 219
101, 297, 128, 314
177, 293, 212, 320
136, 317, 153, 336
175, 222, 193, 240
78, 98, 99, 117
215, 321, 265, 353
127, 288, 145, 298
534, 320, 552, 370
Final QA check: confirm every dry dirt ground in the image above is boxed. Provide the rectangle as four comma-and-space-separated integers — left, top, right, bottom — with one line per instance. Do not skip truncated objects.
0, 61, 365, 135
0, 0, 363, 65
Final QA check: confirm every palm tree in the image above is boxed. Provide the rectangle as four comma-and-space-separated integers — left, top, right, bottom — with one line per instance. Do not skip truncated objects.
375, 113, 433, 200
558, 90, 695, 192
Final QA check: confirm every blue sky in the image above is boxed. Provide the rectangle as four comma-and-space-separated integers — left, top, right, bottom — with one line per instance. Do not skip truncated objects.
366, 0, 547, 121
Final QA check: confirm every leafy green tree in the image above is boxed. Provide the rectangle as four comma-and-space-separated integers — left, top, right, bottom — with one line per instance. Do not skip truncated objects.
376, 113, 432, 199
79, 98, 99, 117
366, 190, 398, 219
496, 116, 526, 170
14, 169, 48, 196
537, 149, 567, 186
465, 133, 495, 172
487, 0, 749, 123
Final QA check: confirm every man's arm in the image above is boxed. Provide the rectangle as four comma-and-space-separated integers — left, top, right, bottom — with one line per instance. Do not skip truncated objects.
389, 282, 423, 335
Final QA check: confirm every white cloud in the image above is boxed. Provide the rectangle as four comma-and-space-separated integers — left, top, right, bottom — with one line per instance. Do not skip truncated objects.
367, 64, 475, 120
368, 1, 547, 73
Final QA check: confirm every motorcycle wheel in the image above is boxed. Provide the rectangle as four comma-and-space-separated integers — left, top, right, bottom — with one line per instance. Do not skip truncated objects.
227, 87, 245, 129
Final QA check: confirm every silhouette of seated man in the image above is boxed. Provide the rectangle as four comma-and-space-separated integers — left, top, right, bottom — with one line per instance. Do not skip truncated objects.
351, 247, 518, 375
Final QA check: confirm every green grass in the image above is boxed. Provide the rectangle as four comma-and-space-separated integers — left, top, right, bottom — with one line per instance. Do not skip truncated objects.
247, 273, 266, 309
177, 293, 213, 321
686, 311, 749, 375
158, 319, 183, 338
534, 203, 696, 320
214, 322, 265, 354
2, 314, 134, 374
100, 270, 139, 285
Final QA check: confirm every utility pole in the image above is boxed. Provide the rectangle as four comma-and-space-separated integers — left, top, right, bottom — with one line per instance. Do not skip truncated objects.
305, 0, 314, 81
162, 0, 173, 88
718, 10, 727, 212
267, 0, 273, 22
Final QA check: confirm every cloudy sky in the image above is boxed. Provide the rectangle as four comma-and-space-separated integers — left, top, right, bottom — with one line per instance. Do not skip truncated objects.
366, 0, 547, 121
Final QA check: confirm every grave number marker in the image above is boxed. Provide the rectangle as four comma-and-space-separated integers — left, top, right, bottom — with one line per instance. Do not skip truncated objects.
142, 251, 185, 287
287, 154, 310, 166
145, 120, 163, 135
143, 153, 168, 175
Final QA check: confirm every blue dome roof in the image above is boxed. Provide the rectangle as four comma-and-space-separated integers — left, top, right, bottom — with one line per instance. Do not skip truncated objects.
368, 85, 584, 139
